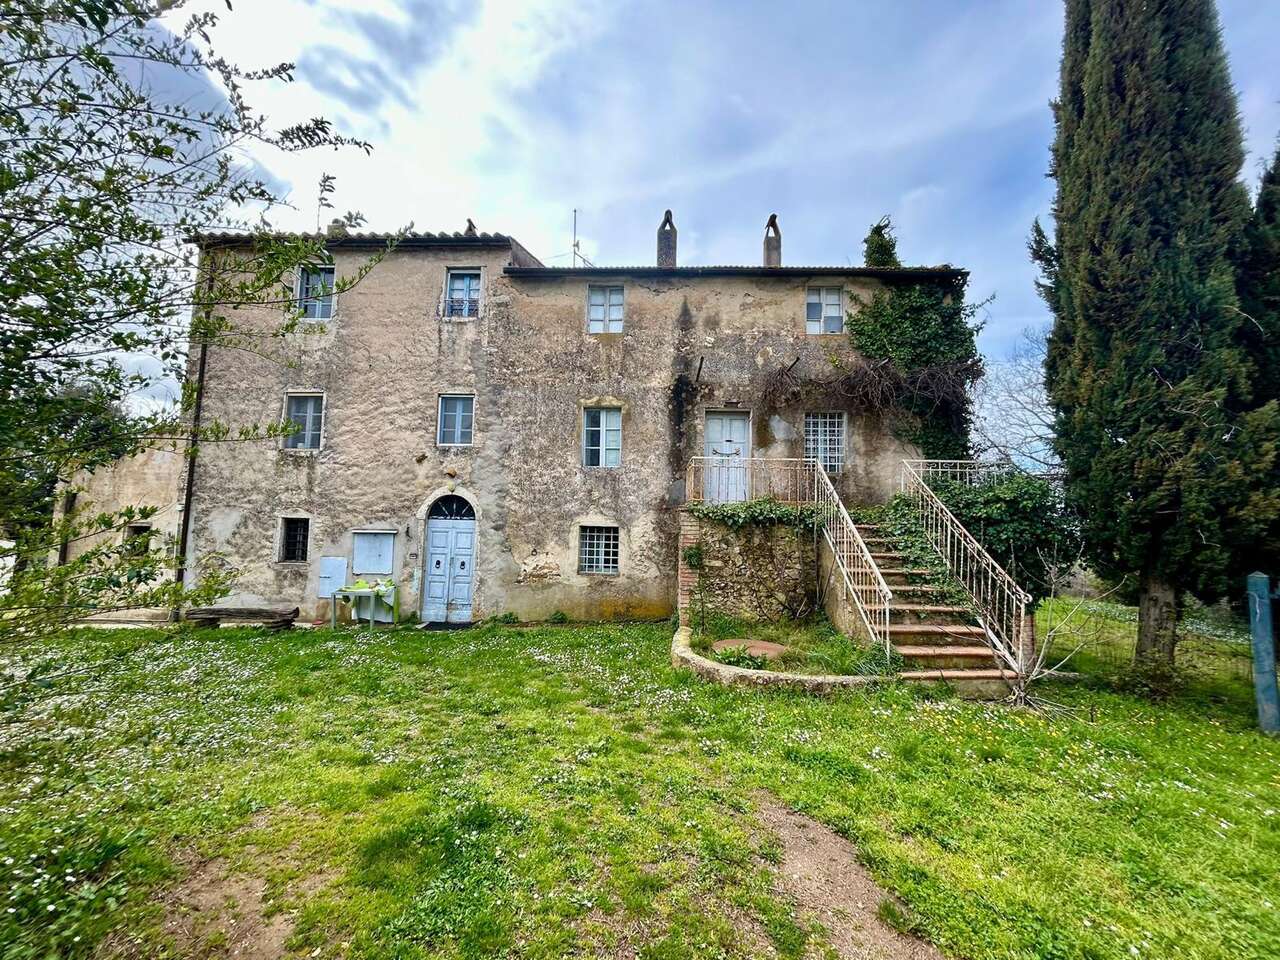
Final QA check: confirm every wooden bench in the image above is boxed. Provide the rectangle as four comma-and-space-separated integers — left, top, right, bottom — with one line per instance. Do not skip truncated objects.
184, 606, 299, 631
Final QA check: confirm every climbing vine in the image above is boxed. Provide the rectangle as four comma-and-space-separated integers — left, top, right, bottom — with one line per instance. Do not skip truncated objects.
846, 265, 985, 460
685, 497, 819, 530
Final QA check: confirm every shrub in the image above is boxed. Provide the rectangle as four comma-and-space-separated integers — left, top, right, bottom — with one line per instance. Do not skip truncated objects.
712, 645, 769, 670
933, 472, 1080, 602
686, 497, 819, 530
547, 610, 569, 625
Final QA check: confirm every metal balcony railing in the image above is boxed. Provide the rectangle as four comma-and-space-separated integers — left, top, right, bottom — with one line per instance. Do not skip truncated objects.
443, 297, 480, 318
900, 459, 1034, 673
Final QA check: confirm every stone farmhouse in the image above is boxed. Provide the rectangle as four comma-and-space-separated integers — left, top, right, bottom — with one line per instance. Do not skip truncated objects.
65, 213, 970, 627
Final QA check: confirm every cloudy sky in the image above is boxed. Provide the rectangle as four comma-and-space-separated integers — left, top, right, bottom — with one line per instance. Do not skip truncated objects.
183, 0, 1279, 361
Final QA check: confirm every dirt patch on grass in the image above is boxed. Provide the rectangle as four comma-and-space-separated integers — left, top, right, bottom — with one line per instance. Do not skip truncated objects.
755, 795, 944, 960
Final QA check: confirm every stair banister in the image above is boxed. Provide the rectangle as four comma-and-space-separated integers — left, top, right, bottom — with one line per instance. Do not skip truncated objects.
899, 459, 1034, 673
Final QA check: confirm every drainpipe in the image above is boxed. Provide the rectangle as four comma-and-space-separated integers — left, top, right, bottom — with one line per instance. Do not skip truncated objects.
172, 261, 213, 617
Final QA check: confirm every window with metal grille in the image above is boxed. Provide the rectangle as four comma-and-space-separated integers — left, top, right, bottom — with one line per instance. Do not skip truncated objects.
298, 265, 335, 320
578, 525, 619, 574
445, 269, 481, 317
806, 286, 844, 335
280, 517, 309, 562
438, 395, 474, 445
804, 412, 846, 473
283, 394, 324, 449
583, 407, 622, 467
587, 285, 624, 333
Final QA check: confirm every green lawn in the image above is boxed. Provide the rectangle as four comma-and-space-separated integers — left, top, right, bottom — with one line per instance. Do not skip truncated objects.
2, 622, 1279, 959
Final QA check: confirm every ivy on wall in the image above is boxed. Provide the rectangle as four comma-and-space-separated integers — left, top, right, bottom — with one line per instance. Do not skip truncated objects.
845, 218, 985, 459
686, 497, 820, 530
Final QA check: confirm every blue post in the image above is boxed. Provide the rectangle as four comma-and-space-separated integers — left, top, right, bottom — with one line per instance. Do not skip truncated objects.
1246, 572, 1280, 735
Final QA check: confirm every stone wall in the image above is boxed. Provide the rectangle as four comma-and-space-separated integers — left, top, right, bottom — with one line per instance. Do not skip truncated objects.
677, 509, 816, 626
179, 236, 924, 623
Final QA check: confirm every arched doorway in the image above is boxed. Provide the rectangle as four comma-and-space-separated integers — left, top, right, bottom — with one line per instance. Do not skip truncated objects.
422, 495, 476, 623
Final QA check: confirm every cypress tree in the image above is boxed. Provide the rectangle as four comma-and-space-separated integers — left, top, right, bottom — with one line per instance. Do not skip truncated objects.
1239, 144, 1280, 398
1032, 0, 1279, 665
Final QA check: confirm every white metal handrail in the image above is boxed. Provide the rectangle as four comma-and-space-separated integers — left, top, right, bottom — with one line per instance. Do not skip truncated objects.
685, 456, 815, 504
899, 459, 1033, 672
682, 455, 892, 657
813, 462, 893, 658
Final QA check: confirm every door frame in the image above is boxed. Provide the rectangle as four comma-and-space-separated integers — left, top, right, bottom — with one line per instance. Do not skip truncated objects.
701, 408, 752, 502
416, 487, 481, 623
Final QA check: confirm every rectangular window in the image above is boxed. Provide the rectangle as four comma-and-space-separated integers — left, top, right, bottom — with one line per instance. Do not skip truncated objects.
583, 407, 622, 467
280, 517, 309, 563
124, 523, 152, 557
578, 525, 619, 575
804, 412, 846, 474
445, 269, 481, 318
437, 395, 474, 446
806, 286, 844, 335
283, 394, 324, 449
587, 285, 624, 334
298, 265, 336, 320
352, 530, 395, 576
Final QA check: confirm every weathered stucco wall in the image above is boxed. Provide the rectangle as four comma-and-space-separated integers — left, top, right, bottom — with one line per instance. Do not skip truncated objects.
184, 240, 919, 623
57, 447, 185, 564
676, 509, 816, 626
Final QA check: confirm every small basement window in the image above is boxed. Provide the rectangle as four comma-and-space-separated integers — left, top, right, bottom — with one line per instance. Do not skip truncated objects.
437, 395, 474, 446
587, 285, 624, 334
280, 517, 310, 563
583, 407, 622, 467
298, 265, 336, 320
578, 525, 619, 575
806, 286, 844, 335
804, 411, 846, 474
283, 393, 324, 449
445, 269, 481, 318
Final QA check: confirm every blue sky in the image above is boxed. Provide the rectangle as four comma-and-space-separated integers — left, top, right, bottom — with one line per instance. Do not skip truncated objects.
195, 0, 1280, 361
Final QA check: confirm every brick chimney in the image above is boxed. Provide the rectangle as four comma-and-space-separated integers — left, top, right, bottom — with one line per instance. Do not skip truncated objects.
657, 209, 677, 267
763, 214, 781, 267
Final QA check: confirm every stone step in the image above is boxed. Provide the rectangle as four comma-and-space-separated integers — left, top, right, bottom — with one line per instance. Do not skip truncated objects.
888, 622, 986, 635
894, 644, 995, 670
869, 552, 904, 561
897, 668, 1018, 699
888, 603, 973, 625
889, 584, 955, 596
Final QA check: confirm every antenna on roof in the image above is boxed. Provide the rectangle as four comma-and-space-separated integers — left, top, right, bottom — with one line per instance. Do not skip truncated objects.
571, 208, 595, 268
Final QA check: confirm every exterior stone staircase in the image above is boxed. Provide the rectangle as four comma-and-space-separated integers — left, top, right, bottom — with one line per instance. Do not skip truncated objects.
856, 522, 1019, 694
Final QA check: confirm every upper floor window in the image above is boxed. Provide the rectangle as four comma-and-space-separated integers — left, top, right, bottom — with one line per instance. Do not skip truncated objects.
438, 394, 474, 446
298, 265, 335, 320
283, 393, 324, 450
583, 407, 622, 467
445, 269, 481, 318
587, 285, 624, 334
804, 411, 846, 473
806, 286, 844, 335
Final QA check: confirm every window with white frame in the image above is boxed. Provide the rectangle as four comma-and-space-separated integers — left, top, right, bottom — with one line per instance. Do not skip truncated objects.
298, 265, 335, 320
587, 285, 624, 334
283, 393, 324, 449
804, 412, 846, 473
583, 407, 622, 467
437, 394, 474, 446
445, 269, 481, 318
806, 286, 844, 335
578, 525, 619, 574
279, 517, 309, 562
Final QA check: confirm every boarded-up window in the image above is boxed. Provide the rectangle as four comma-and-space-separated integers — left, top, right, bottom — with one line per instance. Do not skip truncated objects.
353, 531, 394, 576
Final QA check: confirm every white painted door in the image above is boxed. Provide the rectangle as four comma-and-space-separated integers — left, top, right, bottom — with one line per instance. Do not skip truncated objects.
703, 411, 750, 502
422, 518, 475, 623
